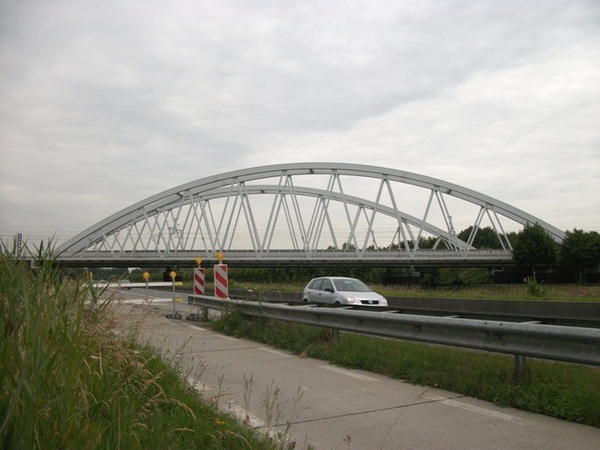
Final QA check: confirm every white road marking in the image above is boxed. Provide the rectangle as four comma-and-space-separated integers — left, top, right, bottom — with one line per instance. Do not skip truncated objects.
187, 377, 211, 392
228, 404, 293, 444
258, 347, 292, 358
120, 298, 173, 304
183, 323, 205, 331
425, 395, 530, 425
319, 365, 378, 382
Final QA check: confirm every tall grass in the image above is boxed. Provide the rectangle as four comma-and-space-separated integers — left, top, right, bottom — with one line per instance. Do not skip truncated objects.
0, 241, 278, 450
213, 309, 600, 428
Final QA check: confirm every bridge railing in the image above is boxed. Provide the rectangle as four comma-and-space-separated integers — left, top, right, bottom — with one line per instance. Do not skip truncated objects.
56, 248, 513, 267
187, 295, 600, 369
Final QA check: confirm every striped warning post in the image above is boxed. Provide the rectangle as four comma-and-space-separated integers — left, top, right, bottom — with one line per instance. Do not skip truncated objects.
193, 268, 205, 295
214, 264, 228, 299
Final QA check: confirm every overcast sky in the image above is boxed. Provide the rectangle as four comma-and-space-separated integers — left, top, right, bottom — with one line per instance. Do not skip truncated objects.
1, 0, 599, 247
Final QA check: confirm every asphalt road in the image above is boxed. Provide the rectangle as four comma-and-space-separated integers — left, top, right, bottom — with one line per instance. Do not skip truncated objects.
113, 294, 600, 450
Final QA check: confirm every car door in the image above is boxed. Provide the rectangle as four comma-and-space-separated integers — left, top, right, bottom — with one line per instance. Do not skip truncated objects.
305, 278, 323, 302
319, 278, 336, 304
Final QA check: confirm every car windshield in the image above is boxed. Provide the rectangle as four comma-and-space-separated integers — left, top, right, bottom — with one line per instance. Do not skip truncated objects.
333, 279, 370, 292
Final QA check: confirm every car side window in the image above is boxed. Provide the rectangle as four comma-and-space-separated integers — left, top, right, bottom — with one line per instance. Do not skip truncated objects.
337, 279, 352, 291
309, 279, 322, 290
321, 279, 333, 292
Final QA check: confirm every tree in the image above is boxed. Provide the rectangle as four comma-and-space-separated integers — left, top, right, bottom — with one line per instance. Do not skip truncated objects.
418, 236, 439, 249
457, 226, 504, 249
512, 223, 557, 280
559, 229, 600, 284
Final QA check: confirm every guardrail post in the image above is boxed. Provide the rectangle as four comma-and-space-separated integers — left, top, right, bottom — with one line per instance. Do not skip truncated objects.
332, 328, 340, 342
514, 354, 527, 375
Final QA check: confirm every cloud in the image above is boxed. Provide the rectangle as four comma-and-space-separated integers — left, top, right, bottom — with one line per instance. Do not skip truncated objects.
1, 0, 599, 246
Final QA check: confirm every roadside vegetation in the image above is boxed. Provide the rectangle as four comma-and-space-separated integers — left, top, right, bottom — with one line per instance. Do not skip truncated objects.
0, 242, 279, 450
212, 309, 600, 428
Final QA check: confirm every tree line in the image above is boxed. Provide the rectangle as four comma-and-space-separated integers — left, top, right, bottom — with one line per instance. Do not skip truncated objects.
512, 225, 600, 284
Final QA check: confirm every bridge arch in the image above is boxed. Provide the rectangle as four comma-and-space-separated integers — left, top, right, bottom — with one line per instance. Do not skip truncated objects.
57, 162, 564, 262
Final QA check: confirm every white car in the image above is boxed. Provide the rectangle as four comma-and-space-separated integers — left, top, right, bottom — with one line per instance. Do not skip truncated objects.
302, 276, 388, 306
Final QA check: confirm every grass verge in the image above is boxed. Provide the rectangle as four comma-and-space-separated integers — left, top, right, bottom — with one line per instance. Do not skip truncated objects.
0, 242, 278, 450
212, 309, 600, 428
224, 281, 600, 302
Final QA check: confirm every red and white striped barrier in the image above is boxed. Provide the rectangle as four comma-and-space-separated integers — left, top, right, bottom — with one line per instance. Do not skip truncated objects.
193, 267, 205, 295
214, 264, 228, 298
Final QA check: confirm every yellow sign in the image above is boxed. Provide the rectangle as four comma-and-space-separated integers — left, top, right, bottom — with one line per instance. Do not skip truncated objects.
170, 271, 177, 280
143, 272, 150, 281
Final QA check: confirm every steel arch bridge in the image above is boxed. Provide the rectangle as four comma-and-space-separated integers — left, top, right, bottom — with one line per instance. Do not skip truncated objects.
56, 163, 564, 267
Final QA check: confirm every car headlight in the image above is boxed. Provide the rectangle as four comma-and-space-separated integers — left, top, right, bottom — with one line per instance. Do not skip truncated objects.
346, 297, 359, 304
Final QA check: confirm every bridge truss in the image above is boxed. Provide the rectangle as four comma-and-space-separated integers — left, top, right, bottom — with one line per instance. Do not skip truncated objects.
57, 163, 564, 267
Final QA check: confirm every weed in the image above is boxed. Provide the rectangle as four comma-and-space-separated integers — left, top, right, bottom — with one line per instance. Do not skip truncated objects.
525, 276, 548, 298
243, 373, 254, 420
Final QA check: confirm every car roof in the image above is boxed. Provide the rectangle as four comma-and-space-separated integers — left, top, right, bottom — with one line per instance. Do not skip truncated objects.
315, 276, 358, 281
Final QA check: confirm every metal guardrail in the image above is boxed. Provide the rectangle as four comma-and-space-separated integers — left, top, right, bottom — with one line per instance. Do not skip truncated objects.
188, 294, 600, 368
